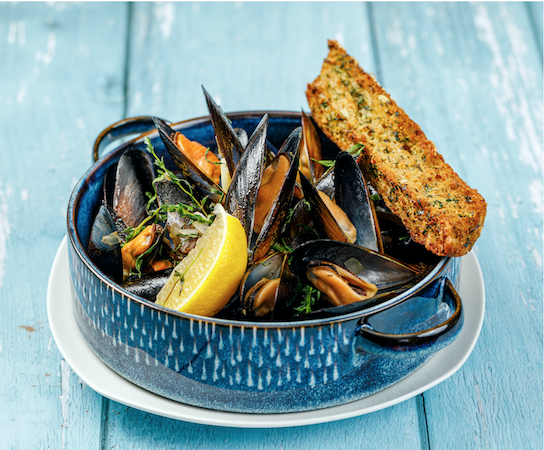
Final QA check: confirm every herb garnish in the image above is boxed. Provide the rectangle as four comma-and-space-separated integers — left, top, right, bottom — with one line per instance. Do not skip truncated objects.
312, 143, 365, 168
121, 138, 218, 279
294, 285, 322, 314
272, 239, 294, 254
145, 137, 214, 225
173, 248, 203, 292
204, 147, 223, 165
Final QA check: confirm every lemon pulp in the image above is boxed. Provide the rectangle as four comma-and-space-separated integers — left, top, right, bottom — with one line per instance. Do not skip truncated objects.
156, 204, 247, 317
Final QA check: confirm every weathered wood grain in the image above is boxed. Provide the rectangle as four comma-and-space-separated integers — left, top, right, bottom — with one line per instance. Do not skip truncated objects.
371, 2, 543, 449
527, 2, 543, 58
125, 2, 378, 120
0, 2, 541, 449
0, 3, 127, 448
102, 397, 424, 449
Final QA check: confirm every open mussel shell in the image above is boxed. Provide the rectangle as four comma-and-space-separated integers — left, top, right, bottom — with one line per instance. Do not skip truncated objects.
121, 268, 173, 302
202, 86, 245, 177
334, 151, 383, 253
240, 252, 284, 317
251, 126, 301, 262
224, 114, 269, 242
300, 110, 324, 184
289, 239, 417, 292
288, 239, 419, 318
153, 117, 224, 203
113, 148, 156, 229
239, 252, 295, 319
299, 173, 354, 243
88, 204, 123, 283
137, 224, 167, 270
305, 261, 378, 306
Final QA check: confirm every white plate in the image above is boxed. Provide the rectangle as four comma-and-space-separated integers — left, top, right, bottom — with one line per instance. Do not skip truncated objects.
47, 236, 485, 428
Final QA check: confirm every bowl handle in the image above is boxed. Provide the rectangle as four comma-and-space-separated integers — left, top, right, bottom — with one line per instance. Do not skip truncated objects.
93, 116, 171, 162
354, 277, 464, 360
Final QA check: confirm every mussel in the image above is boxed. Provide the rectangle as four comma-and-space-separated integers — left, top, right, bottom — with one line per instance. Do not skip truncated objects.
121, 268, 173, 301
154, 117, 224, 203
305, 261, 378, 306
288, 239, 417, 314
223, 114, 269, 241
239, 252, 291, 318
154, 178, 200, 259
88, 204, 123, 283
113, 149, 156, 229
299, 110, 325, 184
203, 86, 245, 177
250, 127, 301, 262
334, 151, 383, 252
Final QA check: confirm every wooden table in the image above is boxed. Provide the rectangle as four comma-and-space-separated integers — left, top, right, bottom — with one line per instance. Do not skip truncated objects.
1, 2, 542, 448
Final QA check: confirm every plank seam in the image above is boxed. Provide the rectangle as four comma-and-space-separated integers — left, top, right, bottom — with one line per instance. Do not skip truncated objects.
366, 2, 384, 85
525, 2, 543, 64
416, 394, 431, 450
122, 2, 134, 119
99, 397, 111, 450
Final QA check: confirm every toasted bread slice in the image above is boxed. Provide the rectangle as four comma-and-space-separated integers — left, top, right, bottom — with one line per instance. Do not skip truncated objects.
306, 40, 486, 257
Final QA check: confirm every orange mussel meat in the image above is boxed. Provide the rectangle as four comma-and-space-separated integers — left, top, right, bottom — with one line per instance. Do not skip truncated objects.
174, 132, 221, 185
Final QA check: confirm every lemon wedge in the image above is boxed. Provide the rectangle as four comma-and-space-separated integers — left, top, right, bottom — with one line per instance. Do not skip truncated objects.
156, 204, 248, 316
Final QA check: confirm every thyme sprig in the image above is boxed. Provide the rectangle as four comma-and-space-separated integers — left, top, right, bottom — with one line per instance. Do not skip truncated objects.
312, 143, 365, 168
144, 136, 214, 225
173, 248, 203, 293
272, 238, 294, 254
204, 147, 223, 165
294, 285, 322, 314
130, 235, 161, 278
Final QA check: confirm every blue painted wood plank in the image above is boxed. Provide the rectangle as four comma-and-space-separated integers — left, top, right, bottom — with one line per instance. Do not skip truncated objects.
527, 2, 543, 58
0, 1, 541, 448
125, 2, 378, 120
103, 398, 424, 449
371, 2, 543, 448
0, 3, 127, 448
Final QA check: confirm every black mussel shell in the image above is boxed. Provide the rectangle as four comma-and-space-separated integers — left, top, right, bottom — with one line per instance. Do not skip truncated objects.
300, 110, 325, 185
113, 148, 156, 228
234, 128, 248, 148
102, 163, 117, 208
299, 173, 352, 243
88, 204, 123, 283
155, 178, 193, 207
202, 86, 245, 177
251, 126, 301, 262
289, 239, 417, 291
121, 268, 173, 302
239, 252, 296, 320
334, 151, 383, 252
240, 253, 285, 304
153, 117, 224, 203
314, 167, 335, 197
224, 114, 269, 242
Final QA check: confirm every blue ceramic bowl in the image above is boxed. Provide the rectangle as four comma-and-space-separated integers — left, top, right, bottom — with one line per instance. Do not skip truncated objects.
67, 112, 463, 413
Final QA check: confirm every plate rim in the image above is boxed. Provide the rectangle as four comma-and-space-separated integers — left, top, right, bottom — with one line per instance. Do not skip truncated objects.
47, 236, 485, 428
